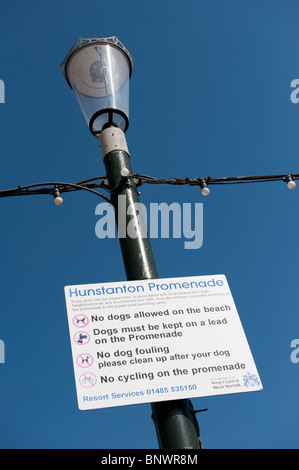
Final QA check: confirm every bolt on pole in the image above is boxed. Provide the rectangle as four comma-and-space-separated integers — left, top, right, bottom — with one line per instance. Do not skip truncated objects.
98, 127, 202, 449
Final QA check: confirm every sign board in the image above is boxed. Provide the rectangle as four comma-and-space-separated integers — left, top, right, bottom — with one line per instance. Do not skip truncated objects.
64, 274, 262, 410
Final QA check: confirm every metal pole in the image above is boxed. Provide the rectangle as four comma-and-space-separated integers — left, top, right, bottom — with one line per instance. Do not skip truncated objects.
98, 127, 202, 449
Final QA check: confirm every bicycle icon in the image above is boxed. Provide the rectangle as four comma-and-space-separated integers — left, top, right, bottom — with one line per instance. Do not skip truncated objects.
79, 373, 97, 388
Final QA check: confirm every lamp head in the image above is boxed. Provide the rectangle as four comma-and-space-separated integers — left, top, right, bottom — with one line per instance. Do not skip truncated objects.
61, 37, 133, 136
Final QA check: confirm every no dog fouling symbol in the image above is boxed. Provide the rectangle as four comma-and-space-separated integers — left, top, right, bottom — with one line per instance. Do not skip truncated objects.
74, 331, 90, 345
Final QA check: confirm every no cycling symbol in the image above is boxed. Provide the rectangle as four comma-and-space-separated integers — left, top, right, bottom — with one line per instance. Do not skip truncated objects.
79, 372, 97, 388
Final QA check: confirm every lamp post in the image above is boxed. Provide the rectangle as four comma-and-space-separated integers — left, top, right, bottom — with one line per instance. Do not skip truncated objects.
61, 37, 202, 449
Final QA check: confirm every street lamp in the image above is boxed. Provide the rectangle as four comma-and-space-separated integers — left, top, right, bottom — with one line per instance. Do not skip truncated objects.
61, 37, 133, 136
61, 37, 201, 450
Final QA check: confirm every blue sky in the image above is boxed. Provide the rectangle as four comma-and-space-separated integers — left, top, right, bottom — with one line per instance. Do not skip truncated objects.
0, 0, 298, 449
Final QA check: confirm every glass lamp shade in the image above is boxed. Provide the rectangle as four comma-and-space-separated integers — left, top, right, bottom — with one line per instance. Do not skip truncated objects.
62, 38, 133, 136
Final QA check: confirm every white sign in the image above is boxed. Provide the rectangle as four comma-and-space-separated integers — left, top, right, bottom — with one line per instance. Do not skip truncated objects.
64, 274, 262, 410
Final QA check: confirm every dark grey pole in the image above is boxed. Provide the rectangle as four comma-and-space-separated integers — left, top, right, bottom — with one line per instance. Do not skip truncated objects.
99, 127, 202, 449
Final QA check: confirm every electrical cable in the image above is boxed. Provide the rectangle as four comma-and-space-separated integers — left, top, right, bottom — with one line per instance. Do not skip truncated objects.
0, 173, 297, 204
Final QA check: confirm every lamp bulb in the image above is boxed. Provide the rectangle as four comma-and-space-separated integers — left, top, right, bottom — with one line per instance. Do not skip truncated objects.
121, 167, 129, 177
287, 180, 296, 189
54, 196, 63, 206
201, 187, 210, 196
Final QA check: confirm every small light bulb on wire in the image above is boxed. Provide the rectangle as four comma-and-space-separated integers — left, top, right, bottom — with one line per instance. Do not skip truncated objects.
285, 175, 296, 190
201, 187, 210, 196
54, 196, 63, 205
288, 180, 296, 189
199, 179, 210, 196
52, 188, 63, 205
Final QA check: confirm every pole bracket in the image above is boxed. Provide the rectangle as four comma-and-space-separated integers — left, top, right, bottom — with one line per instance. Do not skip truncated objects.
98, 127, 130, 159
109, 175, 140, 196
